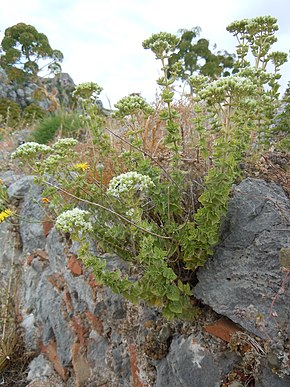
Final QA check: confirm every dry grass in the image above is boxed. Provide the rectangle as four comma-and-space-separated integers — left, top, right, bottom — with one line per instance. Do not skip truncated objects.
0, 265, 34, 386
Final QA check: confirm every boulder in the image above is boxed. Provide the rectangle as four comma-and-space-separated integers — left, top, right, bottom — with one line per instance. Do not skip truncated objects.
194, 178, 290, 376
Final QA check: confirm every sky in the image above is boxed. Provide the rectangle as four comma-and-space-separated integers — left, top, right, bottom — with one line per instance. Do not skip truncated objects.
1, 0, 289, 108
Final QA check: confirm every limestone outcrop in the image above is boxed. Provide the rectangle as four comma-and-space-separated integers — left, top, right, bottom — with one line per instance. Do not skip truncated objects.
0, 171, 289, 386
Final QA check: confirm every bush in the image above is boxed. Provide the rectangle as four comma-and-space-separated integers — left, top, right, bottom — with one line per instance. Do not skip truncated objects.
23, 103, 46, 124
31, 110, 83, 144
12, 17, 288, 320
0, 98, 21, 128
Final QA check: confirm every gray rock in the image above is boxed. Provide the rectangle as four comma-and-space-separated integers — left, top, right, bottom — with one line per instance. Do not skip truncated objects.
0, 170, 23, 186
0, 221, 21, 266
46, 227, 67, 272
255, 358, 290, 386
156, 335, 222, 387
8, 175, 36, 199
64, 270, 96, 313
194, 178, 290, 340
36, 276, 76, 365
27, 354, 54, 381
16, 88, 25, 97
19, 183, 46, 253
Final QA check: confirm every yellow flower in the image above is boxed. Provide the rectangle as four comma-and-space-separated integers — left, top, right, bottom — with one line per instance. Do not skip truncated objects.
74, 162, 89, 171
41, 197, 50, 204
0, 209, 13, 223
0, 179, 3, 184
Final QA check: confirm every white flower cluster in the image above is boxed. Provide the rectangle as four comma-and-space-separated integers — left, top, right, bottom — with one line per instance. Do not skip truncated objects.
11, 142, 52, 159
108, 171, 154, 198
55, 208, 93, 234
52, 138, 78, 150
200, 76, 256, 104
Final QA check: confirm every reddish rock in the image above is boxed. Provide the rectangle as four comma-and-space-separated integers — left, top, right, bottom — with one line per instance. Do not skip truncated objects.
204, 318, 243, 343
64, 291, 73, 313
40, 341, 68, 381
72, 316, 88, 346
88, 273, 98, 289
27, 250, 49, 266
128, 343, 147, 387
85, 310, 103, 336
72, 342, 91, 387
42, 219, 54, 237
68, 254, 83, 276
47, 273, 66, 291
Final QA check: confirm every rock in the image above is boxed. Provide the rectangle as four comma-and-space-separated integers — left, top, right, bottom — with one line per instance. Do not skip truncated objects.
0, 66, 75, 109
156, 335, 236, 387
255, 358, 290, 386
1, 174, 287, 386
27, 354, 54, 381
8, 175, 36, 199
193, 178, 290, 341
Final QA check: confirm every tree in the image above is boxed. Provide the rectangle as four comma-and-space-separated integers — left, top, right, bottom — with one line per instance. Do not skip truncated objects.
168, 28, 236, 91
0, 22, 63, 82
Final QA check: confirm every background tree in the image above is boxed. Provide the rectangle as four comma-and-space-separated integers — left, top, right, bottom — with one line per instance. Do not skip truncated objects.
168, 27, 236, 92
0, 22, 63, 82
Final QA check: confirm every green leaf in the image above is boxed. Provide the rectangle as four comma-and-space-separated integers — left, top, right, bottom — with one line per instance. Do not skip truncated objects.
166, 285, 180, 301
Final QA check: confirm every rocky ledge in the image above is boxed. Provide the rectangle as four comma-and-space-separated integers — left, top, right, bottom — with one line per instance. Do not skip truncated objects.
0, 171, 289, 386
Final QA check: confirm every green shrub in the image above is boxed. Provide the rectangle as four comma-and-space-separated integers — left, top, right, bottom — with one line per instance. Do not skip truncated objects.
0, 98, 21, 128
31, 110, 83, 144
12, 16, 288, 320
23, 103, 46, 124
271, 83, 290, 151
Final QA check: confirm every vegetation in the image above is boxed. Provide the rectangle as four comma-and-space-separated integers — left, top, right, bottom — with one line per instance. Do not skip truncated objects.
272, 82, 290, 150
167, 27, 236, 90
23, 103, 46, 124
0, 98, 21, 127
6, 16, 289, 321
30, 110, 83, 144
0, 22, 63, 82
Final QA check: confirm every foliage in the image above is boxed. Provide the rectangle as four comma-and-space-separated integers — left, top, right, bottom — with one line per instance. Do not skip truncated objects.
23, 103, 46, 124
0, 98, 21, 127
167, 27, 236, 89
31, 109, 83, 144
12, 16, 287, 320
271, 82, 290, 151
226, 16, 288, 146
0, 22, 63, 82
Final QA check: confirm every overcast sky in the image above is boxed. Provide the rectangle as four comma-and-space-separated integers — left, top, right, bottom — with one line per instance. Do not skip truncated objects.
1, 0, 289, 108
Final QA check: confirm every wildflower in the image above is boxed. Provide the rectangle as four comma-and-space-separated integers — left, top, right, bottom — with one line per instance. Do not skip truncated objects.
108, 171, 154, 198
125, 208, 135, 217
113, 95, 154, 118
73, 82, 103, 101
0, 209, 13, 223
142, 32, 179, 59
11, 142, 52, 159
55, 208, 93, 234
52, 138, 78, 150
74, 162, 89, 171
41, 197, 50, 204
0, 179, 2, 184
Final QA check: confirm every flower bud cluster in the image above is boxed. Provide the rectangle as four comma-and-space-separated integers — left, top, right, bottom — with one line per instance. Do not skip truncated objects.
142, 32, 179, 58
113, 95, 154, 118
52, 138, 78, 150
108, 171, 154, 198
199, 76, 256, 104
11, 142, 51, 159
73, 82, 103, 101
55, 208, 93, 234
